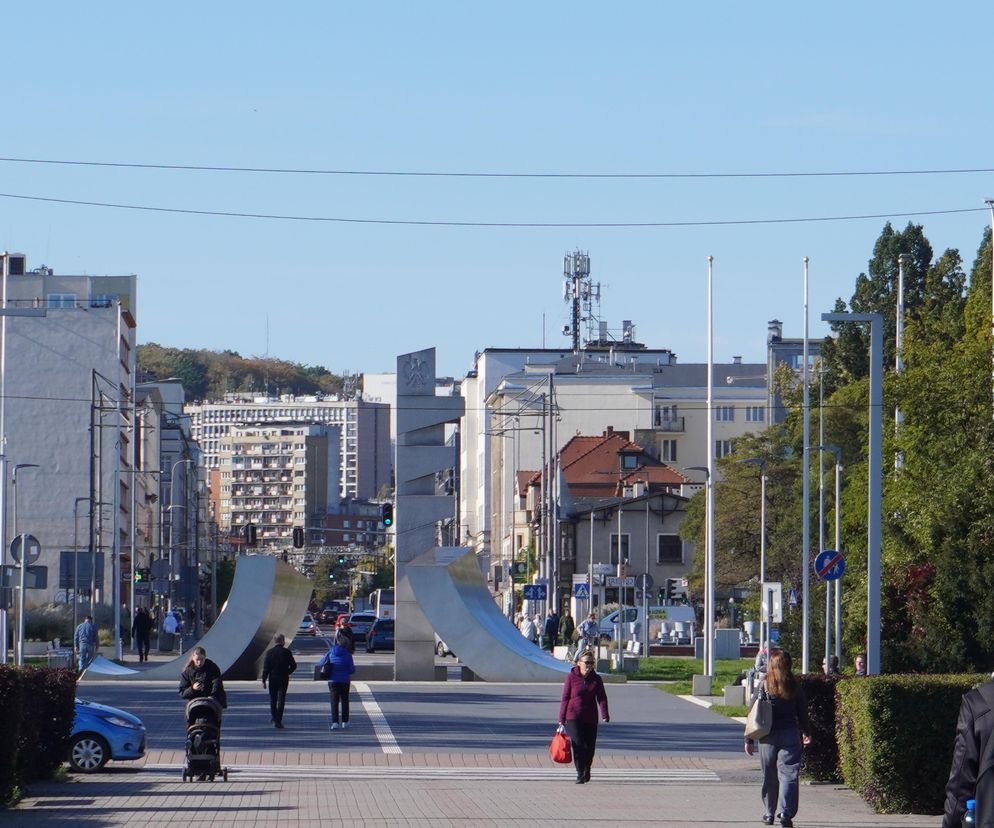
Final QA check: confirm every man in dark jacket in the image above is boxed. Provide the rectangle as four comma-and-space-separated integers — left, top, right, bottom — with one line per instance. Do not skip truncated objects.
261, 633, 297, 728
132, 607, 153, 662
943, 678, 994, 827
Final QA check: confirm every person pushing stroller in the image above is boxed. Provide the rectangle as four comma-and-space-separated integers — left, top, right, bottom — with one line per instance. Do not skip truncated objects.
179, 646, 229, 781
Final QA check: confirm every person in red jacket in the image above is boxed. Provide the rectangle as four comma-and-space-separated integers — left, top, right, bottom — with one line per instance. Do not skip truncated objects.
558, 648, 610, 784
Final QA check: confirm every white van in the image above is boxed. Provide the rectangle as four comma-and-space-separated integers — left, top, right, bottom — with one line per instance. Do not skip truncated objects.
598, 605, 697, 643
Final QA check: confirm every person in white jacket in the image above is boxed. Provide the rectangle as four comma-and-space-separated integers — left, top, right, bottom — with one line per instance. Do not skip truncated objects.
519, 614, 538, 644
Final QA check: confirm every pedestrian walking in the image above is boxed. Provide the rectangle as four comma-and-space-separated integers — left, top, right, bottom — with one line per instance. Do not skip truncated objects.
73, 614, 98, 671
334, 617, 355, 653
261, 633, 297, 728
544, 610, 559, 651
519, 613, 538, 644
132, 607, 152, 662
179, 646, 228, 708
744, 649, 811, 827
559, 611, 575, 648
854, 653, 867, 675
558, 649, 609, 784
941, 670, 994, 827
317, 641, 355, 730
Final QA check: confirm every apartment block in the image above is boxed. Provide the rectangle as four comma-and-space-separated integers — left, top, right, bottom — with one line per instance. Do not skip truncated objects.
187, 395, 390, 500
217, 423, 339, 546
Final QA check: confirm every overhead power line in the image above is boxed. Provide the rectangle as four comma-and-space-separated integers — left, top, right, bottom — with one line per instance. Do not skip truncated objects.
1, 155, 994, 179
0, 191, 983, 228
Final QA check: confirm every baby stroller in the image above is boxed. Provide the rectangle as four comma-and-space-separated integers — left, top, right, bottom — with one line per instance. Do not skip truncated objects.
182, 697, 229, 782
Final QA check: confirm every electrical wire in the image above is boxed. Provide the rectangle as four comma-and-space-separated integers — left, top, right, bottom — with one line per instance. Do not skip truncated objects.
0, 191, 983, 228
2, 155, 994, 180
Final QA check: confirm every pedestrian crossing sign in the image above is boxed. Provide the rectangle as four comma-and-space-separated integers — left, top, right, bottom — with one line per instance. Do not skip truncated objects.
573, 583, 590, 598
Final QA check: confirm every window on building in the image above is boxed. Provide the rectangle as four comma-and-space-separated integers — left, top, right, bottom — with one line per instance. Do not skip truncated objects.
621, 454, 639, 470
47, 293, 76, 308
745, 406, 765, 422
609, 533, 630, 565
715, 439, 734, 459
89, 293, 115, 308
661, 439, 677, 462
715, 405, 735, 422
657, 535, 683, 564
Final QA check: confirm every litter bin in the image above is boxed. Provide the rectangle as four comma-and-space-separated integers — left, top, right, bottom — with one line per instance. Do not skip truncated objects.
158, 631, 176, 652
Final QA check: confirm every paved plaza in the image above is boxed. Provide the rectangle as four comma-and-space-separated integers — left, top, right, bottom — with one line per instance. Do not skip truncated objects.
8, 664, 943, 828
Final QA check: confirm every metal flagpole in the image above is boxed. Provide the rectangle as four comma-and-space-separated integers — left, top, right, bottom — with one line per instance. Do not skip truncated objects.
801, 257, 811, 673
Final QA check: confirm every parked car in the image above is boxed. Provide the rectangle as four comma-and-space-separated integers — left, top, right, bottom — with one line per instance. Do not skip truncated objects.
366, 618, 395, 652
70, 698, 146, 772
297, 613, 318, 637
434, 633, 454, 658
347, 612, 376, 641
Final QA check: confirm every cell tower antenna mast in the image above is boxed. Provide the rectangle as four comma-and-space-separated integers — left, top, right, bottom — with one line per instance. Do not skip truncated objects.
562, 250, 600, 352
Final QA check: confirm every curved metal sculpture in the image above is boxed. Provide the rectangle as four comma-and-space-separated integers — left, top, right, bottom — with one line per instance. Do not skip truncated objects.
407, 546, 571, 682
80, 555, 312, 682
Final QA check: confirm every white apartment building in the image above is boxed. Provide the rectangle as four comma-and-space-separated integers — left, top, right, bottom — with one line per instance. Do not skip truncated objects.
460, 346, 768, 571
186, 395, 390, 501
1, 255, 141, 608
216, 423, 339, 545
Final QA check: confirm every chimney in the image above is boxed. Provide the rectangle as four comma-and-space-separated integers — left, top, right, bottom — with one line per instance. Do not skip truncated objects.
767, 319, 783, 344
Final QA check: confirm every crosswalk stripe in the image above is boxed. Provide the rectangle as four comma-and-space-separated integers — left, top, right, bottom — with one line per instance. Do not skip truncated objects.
140, 764, 719, 783
353, 681, 401, 755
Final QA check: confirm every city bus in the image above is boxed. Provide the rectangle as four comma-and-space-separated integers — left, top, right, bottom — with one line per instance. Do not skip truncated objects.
370, 588, 394, 619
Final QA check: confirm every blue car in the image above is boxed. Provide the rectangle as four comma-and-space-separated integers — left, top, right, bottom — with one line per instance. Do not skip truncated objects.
70, 698, 147, 772
366, 618, 394, 652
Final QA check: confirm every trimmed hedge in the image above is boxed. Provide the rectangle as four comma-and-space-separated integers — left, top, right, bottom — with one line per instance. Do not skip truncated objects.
836, 673, 981, 814
15, 667, 76, 783
799, 673, 843, 783
0, 666, 24, 803
0, 665, 76, 806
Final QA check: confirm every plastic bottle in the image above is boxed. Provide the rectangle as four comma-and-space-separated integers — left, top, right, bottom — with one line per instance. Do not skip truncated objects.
964, 798, 976, 825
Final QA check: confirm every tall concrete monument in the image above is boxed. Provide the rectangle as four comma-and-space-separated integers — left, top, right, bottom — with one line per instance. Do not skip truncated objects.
395, 348, 464, 680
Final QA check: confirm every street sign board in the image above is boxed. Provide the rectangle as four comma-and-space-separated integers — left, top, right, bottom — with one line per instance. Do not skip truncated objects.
134, 582, 151, 595
605, 576, 636, 587
10, 534, 40, 565
591, 563, 613, 575
761, 581, 783, 623
573, 583, 590, 599
150, 559, 170, 579
522, 584, 547, 601
636, 573, 654, 591
814, 549, 846, 581
788, 587, 799, 608
1, 564, 47, 589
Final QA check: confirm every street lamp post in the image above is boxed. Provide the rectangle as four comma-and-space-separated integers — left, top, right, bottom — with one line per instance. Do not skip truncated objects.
687, 465, 712, 682
167, 459, 194, 614
738, 458, 767, 652
811, 445, 842, 669
13, 462, 39, 665
72, 496, 90, 641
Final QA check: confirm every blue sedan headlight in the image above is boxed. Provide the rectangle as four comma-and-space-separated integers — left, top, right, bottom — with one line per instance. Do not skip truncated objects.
103, 715, 142, 730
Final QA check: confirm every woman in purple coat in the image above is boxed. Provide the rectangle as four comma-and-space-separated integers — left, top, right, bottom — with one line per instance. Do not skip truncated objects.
558, 649, 610, 784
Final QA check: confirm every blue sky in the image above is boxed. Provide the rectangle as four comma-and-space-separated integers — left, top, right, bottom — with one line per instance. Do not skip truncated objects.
2, 3, 992, 379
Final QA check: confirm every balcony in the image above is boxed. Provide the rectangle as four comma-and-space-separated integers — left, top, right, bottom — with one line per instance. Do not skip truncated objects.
653, 415, 685, 432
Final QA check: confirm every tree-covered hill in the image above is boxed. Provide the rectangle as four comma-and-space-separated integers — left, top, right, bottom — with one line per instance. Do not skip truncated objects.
137, 343, 346, 402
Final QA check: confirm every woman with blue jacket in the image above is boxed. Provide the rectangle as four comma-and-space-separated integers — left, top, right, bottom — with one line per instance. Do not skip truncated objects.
317, 642, 356, 730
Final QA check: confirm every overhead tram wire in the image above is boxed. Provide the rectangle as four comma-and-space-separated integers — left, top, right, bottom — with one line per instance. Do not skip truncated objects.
0, 192, 983, 228
1, 156, 994, 179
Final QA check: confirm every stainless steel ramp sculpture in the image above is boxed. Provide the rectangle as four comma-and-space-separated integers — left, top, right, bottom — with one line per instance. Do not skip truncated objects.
80, 555, 312, 681
407, 546, 571, 683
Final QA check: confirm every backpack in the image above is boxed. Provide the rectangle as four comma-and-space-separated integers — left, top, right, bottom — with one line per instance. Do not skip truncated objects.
971, 683, 994, 825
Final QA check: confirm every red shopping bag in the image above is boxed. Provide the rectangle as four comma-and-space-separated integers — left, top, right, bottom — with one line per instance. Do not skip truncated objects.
550, 729, 572, 764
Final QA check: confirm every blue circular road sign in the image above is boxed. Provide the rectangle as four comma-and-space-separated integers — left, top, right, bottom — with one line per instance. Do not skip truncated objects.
814, 549, 846, 581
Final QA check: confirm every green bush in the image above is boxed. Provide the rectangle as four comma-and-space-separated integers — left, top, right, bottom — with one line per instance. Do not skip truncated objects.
836, 673, 980, 814
0, 666, 24, 804
23, 603, 117, 645
799, 673, 843, 782
14, 667, 76, 783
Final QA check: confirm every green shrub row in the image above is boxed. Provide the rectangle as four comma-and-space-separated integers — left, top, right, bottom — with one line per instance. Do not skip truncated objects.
0, 666, 76, 805
799, 673, 843, 783
835, 673, 980, 815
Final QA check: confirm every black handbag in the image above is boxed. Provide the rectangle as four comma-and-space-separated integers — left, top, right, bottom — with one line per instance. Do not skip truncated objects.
319, 659, 331, 680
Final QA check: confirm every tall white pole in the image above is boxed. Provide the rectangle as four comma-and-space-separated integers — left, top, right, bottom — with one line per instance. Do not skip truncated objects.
987, 200, 994, 417
801, 257, 811, 673
0, 254, 8, 664
895, 254, 906, 470
759, 471, 767, 654
113, 305, 123, 661
819, 376, 828, 670
705, 256, 715, 678
834, 458, 842, 661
